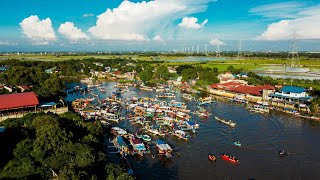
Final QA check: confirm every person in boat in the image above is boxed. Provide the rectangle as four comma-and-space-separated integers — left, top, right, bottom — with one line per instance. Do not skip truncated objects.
279, 150, 287, 156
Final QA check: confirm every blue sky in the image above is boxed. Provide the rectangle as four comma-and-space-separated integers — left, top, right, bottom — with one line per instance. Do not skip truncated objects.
1, 0, 320, 52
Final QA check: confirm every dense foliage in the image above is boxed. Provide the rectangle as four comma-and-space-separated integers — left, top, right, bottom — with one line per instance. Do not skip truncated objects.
0, 112, 133, 180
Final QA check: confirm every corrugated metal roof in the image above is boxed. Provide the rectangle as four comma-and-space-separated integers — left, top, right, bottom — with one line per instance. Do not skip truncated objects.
281, 86, 305, 93
0, 92, 39, 110
211, 82, 275, 96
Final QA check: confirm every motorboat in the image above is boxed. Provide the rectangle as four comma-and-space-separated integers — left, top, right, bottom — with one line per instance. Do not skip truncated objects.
215, 116, 236, 127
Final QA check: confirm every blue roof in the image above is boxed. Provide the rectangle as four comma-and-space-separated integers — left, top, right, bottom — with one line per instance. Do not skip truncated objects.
156, 140, 166, 144
281, 86, 305, 93
116, 136, 127, 147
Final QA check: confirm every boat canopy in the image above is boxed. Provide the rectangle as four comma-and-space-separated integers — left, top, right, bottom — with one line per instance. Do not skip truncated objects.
156, 140, 172, 150
116, 136, 127, 147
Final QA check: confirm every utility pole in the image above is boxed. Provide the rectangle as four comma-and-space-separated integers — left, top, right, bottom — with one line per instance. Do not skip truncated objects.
237, 40, 243, 60
216, 43, 221, 57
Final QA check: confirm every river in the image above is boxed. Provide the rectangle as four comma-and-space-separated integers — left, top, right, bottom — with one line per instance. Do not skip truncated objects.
66, 82, 320, 180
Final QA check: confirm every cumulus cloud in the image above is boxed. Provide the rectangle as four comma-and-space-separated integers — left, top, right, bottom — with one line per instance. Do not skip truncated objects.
153, 35, 163, 42
83, 13, 94, 17
178, 17, 208, 29
19, 15, 56, 44
257, 4, 320, 40
89, 0, 215, 41
58, 22, 89, 42
209, 38, 225, 46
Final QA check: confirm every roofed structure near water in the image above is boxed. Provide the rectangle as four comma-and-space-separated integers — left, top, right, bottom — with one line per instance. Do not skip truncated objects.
0, 92, 39, 111
280, 86, 305, 94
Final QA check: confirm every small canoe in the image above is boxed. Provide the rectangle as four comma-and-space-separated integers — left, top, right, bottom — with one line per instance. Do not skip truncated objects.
220, 154, 239, 164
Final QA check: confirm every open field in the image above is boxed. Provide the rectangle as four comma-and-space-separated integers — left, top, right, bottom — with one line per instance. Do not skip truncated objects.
1, 54, 320, 72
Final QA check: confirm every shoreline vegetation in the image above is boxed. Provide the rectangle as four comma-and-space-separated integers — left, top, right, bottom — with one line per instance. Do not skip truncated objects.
0, 112, 134, 179
0, 52, 320, 178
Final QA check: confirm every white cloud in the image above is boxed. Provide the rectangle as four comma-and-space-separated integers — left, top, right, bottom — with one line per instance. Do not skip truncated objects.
209, 38, 225, 46
178, 17, 208, 29
153, 35, 164, 42
258, 5, 320, 40
83, 13, 94, 17
249, 2, 305, 19
89, 0, 215, 41
0, 41, 18, 46
58, 22, 89, 42
19, 15, 56, 44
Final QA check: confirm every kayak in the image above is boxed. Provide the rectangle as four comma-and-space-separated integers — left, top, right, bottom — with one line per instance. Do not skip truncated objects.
220, 154, 239, 164
208, 154, 216, 162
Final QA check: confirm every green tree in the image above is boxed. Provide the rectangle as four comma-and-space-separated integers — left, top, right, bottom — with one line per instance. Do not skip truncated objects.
181, 68, 197, 82
155, 65, 170, 80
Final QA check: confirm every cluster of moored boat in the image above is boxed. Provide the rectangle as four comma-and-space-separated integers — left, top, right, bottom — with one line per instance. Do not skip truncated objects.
111, 127, 173, 158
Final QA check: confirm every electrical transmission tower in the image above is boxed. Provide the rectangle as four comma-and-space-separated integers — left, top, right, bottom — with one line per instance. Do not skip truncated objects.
204, 44, 208, 54
216, 43, 221, 57
288, 33, 300, 68
237, 40, 243, 60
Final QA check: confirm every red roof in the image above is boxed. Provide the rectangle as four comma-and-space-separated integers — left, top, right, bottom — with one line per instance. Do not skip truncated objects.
132, 138, 142, 144
0, 92, 39, 110
210, 82, 275, 96
113, 70, 122, 75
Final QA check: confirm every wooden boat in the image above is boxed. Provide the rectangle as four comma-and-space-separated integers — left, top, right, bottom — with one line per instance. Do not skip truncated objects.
181, 93, 193, 100
298, 115, 320, 121
248, 104, 269, 113
103, 113, 121, 123
198, 97, 213, 106
137, 134, 152, 142
168, 100, 187, 108
140, 86, 153, 91
220, 154, 239, 164
156, 140, 173, 158
156, 93, 175, 98
111, 127, 127, 136
215, 116, 236, 127
208, 154, 216, 162
173, 130, 190, 140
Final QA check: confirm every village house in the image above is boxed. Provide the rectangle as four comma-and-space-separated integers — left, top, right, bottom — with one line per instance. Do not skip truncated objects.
269, 86, 312, 109
218, 72, 247, 84
208, 81, 275, 102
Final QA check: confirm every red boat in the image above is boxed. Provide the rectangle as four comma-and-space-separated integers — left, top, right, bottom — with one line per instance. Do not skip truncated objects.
220, 154, 239, 164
